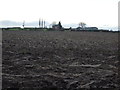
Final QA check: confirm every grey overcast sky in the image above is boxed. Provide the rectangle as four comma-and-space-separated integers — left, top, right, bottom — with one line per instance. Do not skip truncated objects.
0, 0, 119, 28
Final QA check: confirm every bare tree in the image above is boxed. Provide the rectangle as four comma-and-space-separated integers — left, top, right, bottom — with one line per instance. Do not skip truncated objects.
52, 21, 57, 26
48, 21, 57, 28
41, 19, 43, 28
39, 19, 46, 28
79, 22, 86, 29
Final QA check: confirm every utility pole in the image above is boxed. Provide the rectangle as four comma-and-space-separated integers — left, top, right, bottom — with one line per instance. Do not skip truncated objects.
44, 20, 45, 28
39, 19, 41, 28
22, 21, 25, 28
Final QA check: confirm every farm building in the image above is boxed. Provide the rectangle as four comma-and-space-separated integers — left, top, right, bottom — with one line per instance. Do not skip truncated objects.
84, 27, 98, 30
76, 27, 98, 31
76, 27, 83, 30
52, 21, 62, 30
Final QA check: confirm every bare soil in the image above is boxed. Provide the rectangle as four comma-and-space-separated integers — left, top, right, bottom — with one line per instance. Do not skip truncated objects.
2, 31, 119, 89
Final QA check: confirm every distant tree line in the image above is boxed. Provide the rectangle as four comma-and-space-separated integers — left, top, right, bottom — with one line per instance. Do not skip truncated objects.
1, 20, 118, 32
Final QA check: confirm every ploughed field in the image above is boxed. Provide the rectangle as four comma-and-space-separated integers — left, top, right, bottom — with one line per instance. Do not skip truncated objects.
2, 30, 119, 89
